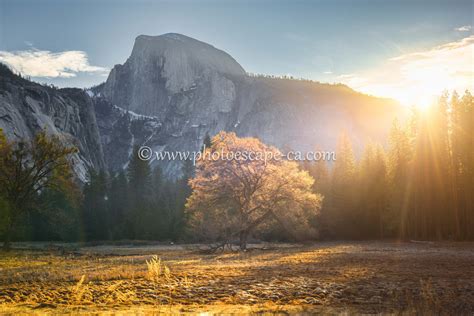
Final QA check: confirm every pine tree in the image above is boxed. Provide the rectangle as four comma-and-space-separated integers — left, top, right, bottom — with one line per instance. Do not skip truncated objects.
149, 166, 169, 240
358, 142, 376, 238
456, 91, 474, 239
172, 160, 194, 240
328, 132, 357, 238
387, 119, 413, 239
127, 146, 152, 203
109, 171, 128, 239
408, 94, 453, 240
82, 169, 109, 240
305, 153, 330, 238
127, 145, 152, 239
359, 144, 389, 238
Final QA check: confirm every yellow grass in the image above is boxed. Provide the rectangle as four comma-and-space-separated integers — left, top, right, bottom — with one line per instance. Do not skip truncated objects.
0, 241, 473, 314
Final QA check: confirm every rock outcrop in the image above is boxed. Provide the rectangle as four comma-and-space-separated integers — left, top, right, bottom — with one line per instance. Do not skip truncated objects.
103, 33, 245, 116
93, 96, 161, 173
99, 33, 402, 177
0, 64, 105, 182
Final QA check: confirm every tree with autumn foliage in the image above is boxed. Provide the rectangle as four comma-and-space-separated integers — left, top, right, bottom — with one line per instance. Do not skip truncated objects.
186, 132, 322, 250
0, 130, 79, 250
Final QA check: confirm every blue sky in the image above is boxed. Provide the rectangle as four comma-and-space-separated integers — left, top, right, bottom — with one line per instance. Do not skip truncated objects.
0, 0, 472, 104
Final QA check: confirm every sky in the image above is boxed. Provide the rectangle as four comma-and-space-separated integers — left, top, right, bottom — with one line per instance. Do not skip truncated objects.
0, 0, 473, 106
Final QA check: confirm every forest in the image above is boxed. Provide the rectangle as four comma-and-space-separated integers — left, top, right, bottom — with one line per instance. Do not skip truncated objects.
1, 91, 472, 248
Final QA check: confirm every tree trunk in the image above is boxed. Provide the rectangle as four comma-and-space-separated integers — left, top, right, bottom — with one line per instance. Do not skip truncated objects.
239, 230, 248, 250
3, 214, 17, 251
2, 230, 12, 251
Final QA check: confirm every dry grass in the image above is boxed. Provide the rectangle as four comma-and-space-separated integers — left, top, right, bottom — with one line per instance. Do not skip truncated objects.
0, 241, 473, 314
69, 275, 92, 305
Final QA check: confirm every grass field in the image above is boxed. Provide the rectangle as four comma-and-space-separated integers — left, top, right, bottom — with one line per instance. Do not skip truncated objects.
0, 241, 473, 314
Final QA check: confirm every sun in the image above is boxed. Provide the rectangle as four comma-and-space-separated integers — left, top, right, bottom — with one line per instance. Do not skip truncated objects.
396, 90, 436, 111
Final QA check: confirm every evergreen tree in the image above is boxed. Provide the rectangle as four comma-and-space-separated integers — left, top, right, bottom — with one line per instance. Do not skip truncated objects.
127, 145, 152, 239
410, 94, 451, 239
109, 171, 128, 239
454, 91, 474, 239
81, 169, 109, 241
304, 153, 330, 238
172, 160, 194, 240
128, 146, 152, 203
149, 166, 169, 240
461, 92, 473, 239
327, 132, 357, 238
387, 119, 413, 239
358, 143, 389, 238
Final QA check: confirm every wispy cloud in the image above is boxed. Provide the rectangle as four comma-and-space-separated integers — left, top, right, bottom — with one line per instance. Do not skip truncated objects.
338, 36, 474, 106
455, 25, 471, 32
0, 49, 108, 78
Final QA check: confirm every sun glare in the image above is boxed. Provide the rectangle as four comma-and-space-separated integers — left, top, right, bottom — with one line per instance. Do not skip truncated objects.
340, 36, 474, 110
396, 88, 437, 110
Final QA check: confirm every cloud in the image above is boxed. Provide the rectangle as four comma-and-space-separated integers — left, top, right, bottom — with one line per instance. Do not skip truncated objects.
0, 49, 108, 78
338, 36, 474, 106
455, 25, 471, 32
323, 71, 333, 75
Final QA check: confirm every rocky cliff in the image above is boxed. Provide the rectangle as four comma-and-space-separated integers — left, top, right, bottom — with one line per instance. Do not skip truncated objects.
99, 33, 402, 177
0, 33, 403, 180
0, 64, 105, 182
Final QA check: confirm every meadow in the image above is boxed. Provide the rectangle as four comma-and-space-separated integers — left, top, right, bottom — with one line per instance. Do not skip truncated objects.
1, 241, 473, 314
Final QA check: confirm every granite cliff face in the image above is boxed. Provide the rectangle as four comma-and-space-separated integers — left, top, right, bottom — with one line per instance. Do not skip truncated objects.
93, 96, 161, 173
0, 33, 402, 180
99, 34, 249, 175
0, 64, 105, 182
103, 33, 245, 116
99, 33, 401, 177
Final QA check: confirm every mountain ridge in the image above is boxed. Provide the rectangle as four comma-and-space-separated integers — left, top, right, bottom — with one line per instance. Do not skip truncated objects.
0, 33, 403, 179
97, 33, 401, 176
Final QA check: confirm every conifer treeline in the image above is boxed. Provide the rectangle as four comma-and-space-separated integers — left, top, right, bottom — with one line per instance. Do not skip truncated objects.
3, 93, 471, 243
304, 91, 473, 240
80, 146, 193, 241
